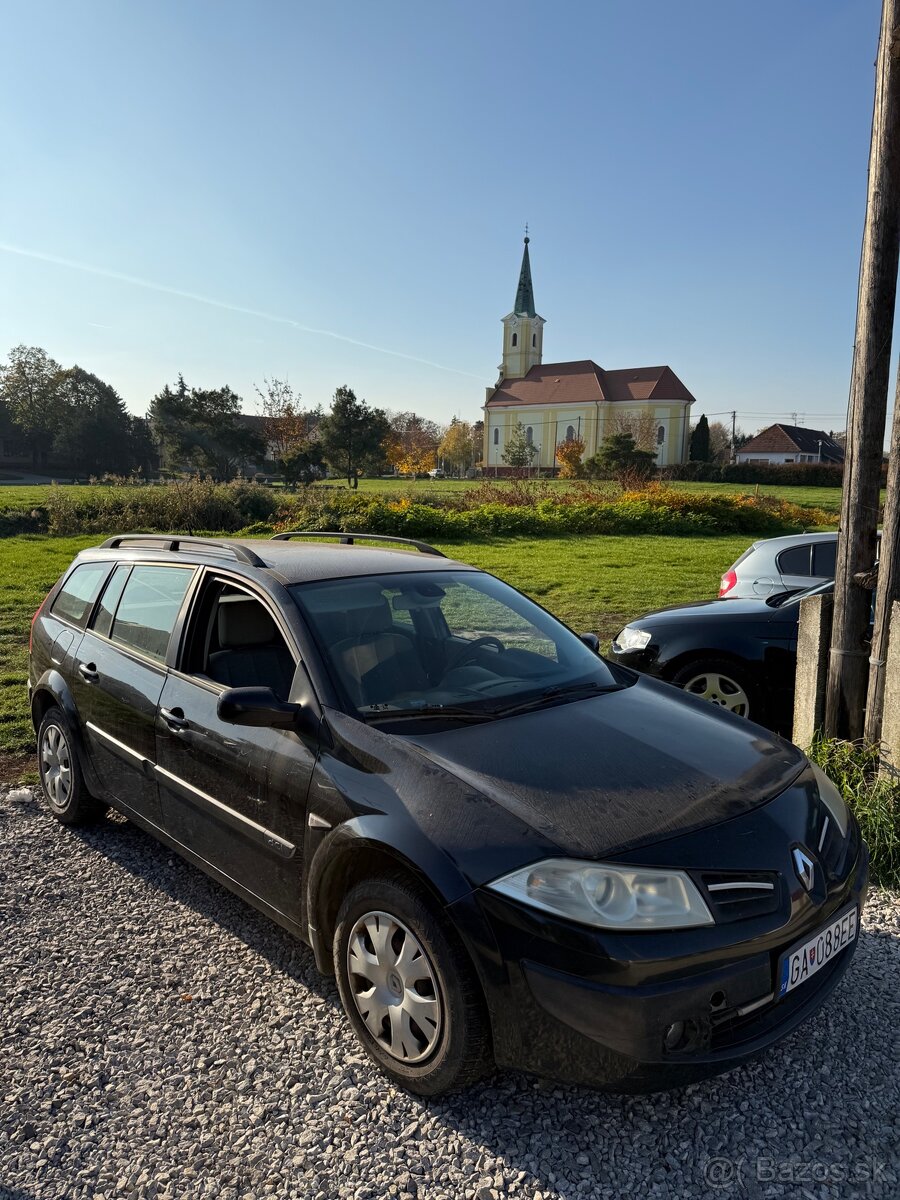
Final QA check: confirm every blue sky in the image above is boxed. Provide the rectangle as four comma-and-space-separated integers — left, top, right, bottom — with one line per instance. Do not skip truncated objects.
0, 0, 884, 435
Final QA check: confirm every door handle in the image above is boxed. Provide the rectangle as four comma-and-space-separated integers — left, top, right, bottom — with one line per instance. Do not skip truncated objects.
160, 706, 189, 731
77, 661, 99, 683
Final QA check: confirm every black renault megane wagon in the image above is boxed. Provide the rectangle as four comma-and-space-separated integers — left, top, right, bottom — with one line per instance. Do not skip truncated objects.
28, 533, 868, 1094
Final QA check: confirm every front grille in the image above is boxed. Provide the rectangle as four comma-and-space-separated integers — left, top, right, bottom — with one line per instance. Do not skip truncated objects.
698, 871, 781, 924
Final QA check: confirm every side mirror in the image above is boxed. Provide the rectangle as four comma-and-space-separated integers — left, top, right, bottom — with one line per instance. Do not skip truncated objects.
579, 632, 600, 653
217, 686, 307, 730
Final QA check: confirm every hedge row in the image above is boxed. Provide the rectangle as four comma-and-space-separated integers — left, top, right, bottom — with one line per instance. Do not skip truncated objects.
659, 460, 873, 488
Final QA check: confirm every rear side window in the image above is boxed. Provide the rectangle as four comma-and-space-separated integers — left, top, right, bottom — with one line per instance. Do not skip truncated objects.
812, 541, 837, 577
50, 563, 110, 628
777, 545, 812, 576
110, 565, 195, 662
92, 564, 132, 638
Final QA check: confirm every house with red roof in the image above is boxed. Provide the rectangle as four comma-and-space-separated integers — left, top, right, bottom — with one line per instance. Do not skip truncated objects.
482, 238, 696, 472
735, 424, 845, 466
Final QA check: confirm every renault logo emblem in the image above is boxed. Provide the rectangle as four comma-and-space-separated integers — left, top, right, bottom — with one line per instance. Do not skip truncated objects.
792, 847, 816, 891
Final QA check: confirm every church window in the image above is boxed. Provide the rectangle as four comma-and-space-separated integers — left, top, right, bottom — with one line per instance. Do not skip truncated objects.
532, 334, 536, 347
493, 428, 499, 446
657, 425, 665, 445
511, 333, 518, 347
565, 425, 575, 442
525, 426, 533, 445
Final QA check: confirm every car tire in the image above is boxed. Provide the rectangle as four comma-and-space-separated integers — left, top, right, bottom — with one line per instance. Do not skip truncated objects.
333, 874, 493, 1095
670, 658, 762, 723
37, 708, 106, 826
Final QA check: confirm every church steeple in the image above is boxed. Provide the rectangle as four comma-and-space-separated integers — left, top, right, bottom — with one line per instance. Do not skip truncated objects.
499, 232, 545, 380
514, 236, 537, 317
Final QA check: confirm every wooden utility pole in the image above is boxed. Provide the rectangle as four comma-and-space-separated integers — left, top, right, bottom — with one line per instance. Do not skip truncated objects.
865, 361, 900, 742
824, 0, 900, 739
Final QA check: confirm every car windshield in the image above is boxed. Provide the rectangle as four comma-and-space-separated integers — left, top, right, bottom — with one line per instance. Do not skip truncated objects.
769, 579, 836, 609
291, 570, 621, 721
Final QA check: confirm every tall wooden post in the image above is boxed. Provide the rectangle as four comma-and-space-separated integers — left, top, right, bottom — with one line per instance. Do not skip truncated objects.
825, 0, 900, 739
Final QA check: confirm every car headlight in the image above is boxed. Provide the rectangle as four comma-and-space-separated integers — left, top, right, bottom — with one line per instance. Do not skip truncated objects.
811, 764, 849, 839
486, 859, 714, 930
612, 626, 652, 652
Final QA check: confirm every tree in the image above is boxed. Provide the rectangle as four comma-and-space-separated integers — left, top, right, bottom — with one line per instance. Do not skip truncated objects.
555, 434, 586, 479
689, 414, 711, 462
470, 420, 484, 468
708, 420, 734, 464
385, 411, 443, 476
438, 419, 475, 476
586, 433, 657, 482
501, 421, 537, 474
607, 407, 658, 451
0, 345, 62, 469
317, 386, 390, 487
53, 366, 136, 476
253, 377, 321, 469
281, 440, 324, 488
148, 375, 263, 479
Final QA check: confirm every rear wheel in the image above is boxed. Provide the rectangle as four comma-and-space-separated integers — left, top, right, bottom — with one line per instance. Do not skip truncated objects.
670, 658, 759, 722
38, 708, 106, 825
333, 874, 492, 1095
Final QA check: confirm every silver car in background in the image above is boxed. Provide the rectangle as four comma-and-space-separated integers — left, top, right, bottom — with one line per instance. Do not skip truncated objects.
719, 532, 838, 599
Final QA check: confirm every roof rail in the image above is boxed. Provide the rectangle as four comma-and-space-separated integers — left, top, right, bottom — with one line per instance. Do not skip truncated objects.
99, 534, 267, 568
270, 531, 447, 558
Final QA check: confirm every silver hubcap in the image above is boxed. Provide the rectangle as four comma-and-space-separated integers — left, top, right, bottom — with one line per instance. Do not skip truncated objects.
346, 911, 442, 1063
682, 671, 750, 717
41, 724, 73, 809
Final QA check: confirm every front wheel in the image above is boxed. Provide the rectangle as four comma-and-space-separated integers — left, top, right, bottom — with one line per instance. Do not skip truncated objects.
38, 708, 106, 825
333, 874, 492, 1095
670, 658, 760, 722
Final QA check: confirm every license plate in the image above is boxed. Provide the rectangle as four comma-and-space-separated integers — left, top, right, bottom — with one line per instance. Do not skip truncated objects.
777, 904, 858, 998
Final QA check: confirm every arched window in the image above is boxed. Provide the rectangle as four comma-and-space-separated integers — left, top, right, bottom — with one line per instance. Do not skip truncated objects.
657, 424, 665, 445
493, 428, 499, 446
532, 334, 536, 347
565, 425, 575, 442
525, 426, 533, 445
511, 332, 518, 347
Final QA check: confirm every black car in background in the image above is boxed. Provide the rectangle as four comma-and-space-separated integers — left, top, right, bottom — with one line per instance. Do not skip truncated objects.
608, 581, 837, 735
29, 536, 866, 1095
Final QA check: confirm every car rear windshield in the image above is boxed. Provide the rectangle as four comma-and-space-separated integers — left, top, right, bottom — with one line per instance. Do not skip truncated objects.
291, 570, 619, 720
50, 562, 110, 628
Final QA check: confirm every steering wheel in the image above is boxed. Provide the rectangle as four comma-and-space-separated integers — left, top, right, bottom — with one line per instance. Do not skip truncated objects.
448, 636, 506, 671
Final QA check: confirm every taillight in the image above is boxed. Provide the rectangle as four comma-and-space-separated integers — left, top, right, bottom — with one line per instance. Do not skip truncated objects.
29, 601, 45, 652
719, 570, 737, 598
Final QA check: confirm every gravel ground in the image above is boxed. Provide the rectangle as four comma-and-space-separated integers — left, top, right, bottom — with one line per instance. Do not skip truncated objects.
1, 783, 899, 1200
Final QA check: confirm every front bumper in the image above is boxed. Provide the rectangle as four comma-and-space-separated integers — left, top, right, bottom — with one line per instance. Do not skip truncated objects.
452, 838, 869, 1091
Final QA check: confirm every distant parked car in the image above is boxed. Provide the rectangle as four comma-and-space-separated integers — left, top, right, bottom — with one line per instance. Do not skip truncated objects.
718, 533, 839, 600
428, 468, 445, 479
609, 580, 842, 734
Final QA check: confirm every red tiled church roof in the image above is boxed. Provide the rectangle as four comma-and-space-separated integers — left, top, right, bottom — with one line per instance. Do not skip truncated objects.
486, 360, 695, 408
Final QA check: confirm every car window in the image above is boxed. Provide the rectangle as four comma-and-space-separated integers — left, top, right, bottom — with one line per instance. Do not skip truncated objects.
110, 565, 195, 662
292, 570, 617, 717
50, 562, 110, 628
777, 545, 812, 576
91, 564, 131, 638
812, 541, 837, 577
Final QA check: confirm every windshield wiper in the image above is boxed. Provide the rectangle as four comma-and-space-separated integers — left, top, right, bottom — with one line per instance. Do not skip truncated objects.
363, 704, 498, 724
488, 680, 621, 718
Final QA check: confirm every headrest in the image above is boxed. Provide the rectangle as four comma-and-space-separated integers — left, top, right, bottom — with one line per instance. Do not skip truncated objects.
343, 598, 394, 638
218, 596, 276, 648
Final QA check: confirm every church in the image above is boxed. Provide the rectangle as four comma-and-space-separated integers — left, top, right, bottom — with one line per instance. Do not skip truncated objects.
482, 238, 696, 472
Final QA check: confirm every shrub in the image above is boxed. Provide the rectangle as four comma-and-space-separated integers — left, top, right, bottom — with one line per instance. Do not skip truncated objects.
808, 736, 900, 888
45, 478, 277, 535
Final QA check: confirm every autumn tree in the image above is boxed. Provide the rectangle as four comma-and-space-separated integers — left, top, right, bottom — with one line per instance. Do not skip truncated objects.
385, 411, 442, 476
0, 345, 62, 468
437, 418, 474, 476
555, 433, 586, 478
607, 408, 658, 452
318, 386, 390, 487
253, 377, 321, 466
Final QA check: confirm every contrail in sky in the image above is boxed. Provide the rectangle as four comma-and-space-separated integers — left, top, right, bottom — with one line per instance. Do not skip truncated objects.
0, 242, 485, 381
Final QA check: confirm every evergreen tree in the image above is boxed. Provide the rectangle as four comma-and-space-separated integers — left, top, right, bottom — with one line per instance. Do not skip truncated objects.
501, 421, 537, 474
148, 375, 263, 479
689, 413, 711, 462
318, 386, 390, 487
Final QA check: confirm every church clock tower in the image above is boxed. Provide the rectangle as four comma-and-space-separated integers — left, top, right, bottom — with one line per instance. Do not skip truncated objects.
499, 234, 545, 380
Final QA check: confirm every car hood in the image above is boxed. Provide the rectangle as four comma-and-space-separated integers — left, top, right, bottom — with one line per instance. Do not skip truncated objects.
402, 675, 806, 860
623, 594, 792, 627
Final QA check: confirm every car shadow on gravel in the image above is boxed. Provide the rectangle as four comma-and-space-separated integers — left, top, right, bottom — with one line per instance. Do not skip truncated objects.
70, 810, 342, 1008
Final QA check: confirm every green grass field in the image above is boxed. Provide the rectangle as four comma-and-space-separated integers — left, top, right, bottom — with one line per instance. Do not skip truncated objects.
0, 531, 752, 767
